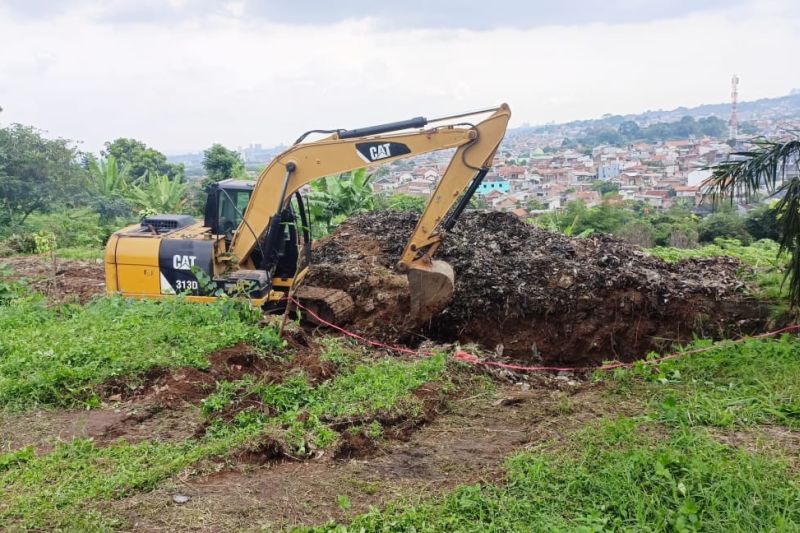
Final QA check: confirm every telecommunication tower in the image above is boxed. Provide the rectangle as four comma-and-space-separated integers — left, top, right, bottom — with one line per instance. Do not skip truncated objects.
729, 74, 739, 140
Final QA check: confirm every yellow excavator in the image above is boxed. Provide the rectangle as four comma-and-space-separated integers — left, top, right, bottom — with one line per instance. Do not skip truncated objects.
105, 104, 511, 323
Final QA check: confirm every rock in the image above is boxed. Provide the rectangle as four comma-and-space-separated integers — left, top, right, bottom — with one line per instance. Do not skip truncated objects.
172, 494, 190, 504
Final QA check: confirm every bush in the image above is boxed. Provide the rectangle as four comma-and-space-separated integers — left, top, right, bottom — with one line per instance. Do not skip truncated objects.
5, 234, 37, 254
617, 221, 655, 247
698, 212, 752, 244
666, 224, 699, 248
744, 204, 781, 241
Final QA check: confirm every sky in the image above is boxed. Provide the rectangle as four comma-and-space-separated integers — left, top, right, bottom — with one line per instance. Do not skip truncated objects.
1, 0, 799, 154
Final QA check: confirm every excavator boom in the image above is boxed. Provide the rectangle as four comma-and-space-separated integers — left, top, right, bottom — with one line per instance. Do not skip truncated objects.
227, 104, 510, 320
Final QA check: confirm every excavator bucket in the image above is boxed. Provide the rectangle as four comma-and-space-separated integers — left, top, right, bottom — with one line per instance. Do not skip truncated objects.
407, 259, 455, 322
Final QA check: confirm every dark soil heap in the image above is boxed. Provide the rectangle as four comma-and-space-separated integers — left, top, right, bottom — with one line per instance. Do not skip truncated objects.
308, 211, 770, 365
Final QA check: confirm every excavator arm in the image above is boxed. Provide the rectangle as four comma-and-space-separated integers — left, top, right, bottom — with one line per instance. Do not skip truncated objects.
227, 103, 511, 320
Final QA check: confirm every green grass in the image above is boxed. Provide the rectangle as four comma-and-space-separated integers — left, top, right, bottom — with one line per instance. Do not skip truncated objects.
55, 246, 104, 260
306, 335, 800, 532
646, 238, 783, 267
610, 336, 800, 429
0, 295, 267, 409
0, 426, 260, 530
647, 238, 790, 302
307, 418, 800, 532
0, 353, 449, 530
203, 353, 449, 456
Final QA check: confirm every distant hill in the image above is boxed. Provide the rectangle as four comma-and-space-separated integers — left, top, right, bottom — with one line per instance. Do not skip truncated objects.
510, 91, 800, 137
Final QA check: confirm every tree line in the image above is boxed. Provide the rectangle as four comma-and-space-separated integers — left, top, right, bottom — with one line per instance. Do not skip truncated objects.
561, 115, 729, 149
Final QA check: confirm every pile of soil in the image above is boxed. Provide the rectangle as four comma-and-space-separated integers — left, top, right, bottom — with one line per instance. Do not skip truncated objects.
308, 211, 771, 365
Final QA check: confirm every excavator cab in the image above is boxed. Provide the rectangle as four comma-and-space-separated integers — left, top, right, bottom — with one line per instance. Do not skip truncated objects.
204, 180, 254, 237
204, 179, 310, 283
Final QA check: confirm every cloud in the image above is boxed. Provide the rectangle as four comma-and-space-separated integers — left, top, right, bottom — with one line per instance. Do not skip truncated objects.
3, 0, 751, 29
0, 0, 798, 153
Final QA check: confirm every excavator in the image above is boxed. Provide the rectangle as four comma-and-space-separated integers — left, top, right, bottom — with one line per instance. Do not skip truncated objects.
105, 104, 511, 323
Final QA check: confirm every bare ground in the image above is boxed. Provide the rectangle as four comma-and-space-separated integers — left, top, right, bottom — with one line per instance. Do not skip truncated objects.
0, 404, 200, 454
712, 425, 800, 472
0, 255, 105, 303
106, 382, 638, 531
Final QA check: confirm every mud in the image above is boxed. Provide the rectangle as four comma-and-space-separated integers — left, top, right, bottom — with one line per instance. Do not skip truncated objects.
309, 211, 772, 365
0, 255, 105, 303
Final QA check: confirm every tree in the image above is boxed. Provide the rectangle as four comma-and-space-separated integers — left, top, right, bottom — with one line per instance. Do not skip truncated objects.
698, 212, 751, 244
85, 154, 135, 222
744, 204, 781, 241
103, 138, 183, 182
617, 220, 655, 247
526, 198, 547, 211
618, 120, 641, 140
704, 136, 800, 304
591, 179, 620, 195
202, 144, 245, 186
382, 193, 426, 213
0, 124, 86, 226
697, 116, 727, 138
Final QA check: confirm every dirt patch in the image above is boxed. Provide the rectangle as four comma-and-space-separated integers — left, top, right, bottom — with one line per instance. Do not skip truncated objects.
203, 375, 451, 464
712, 426, 800, 472
109, 381, 634, 531
0, 404, 200, 454
0, 255, 105, 303
308, 211, 772, 365
101, 344, 297, 407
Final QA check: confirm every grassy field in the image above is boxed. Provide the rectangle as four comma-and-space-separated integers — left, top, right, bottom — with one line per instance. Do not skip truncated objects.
0, 259, 798, 531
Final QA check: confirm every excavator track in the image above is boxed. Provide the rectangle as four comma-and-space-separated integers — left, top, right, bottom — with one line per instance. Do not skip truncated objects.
293, 285, 355, 325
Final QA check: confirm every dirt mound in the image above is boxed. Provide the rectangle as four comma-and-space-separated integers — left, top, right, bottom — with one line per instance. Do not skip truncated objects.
0, 256, 105, 303
308, 211, 771, 365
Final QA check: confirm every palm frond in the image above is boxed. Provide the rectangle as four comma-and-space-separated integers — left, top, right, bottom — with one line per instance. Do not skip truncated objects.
703, 136, 800, 306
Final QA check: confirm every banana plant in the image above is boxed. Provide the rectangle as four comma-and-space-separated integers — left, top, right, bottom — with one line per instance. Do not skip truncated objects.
307, 168, 375, 236
126, 171, 188, 214
86, 154, 130, 196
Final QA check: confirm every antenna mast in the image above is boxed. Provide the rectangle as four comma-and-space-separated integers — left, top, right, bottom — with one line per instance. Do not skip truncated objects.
729, 74, 739, 140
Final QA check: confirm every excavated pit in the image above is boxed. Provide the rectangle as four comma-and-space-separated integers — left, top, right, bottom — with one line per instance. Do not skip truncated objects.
308, 211, 772, 366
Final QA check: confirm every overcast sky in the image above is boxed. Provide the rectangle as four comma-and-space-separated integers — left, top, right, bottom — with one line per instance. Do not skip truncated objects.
1, 0, 798, 154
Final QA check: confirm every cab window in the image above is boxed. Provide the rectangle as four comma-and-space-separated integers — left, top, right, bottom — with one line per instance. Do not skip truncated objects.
218, 189, 252, 235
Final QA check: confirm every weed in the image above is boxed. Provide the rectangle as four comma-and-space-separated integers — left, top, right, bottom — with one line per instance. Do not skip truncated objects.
204, 354, 448, 457
0, 428, 259, 530
308, 418, 800, 531
606, 336, 800, 429
318, 337, 363, 371
336, 494, 351, 511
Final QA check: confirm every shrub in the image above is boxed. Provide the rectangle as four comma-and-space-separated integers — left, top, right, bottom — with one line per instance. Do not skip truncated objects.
698, 212, 752, 244
617, 220, 655, 247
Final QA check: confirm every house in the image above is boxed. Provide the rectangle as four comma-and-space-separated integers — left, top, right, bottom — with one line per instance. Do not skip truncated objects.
498, 165, 526, 180
477, 177, 510, 196
492, 195, 518, 211
673, 185, 700, 205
